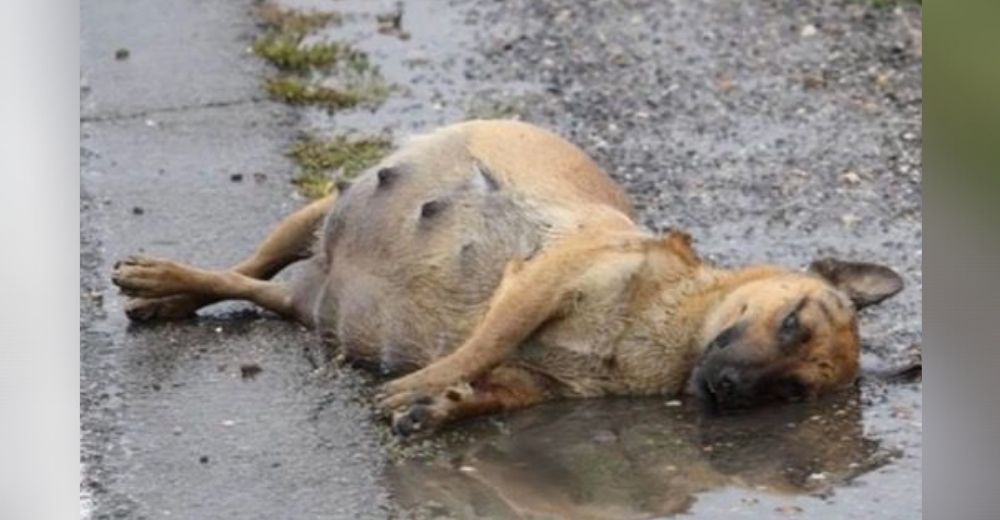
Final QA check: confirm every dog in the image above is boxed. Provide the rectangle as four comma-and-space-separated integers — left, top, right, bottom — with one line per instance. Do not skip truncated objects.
112, 120, 904, 435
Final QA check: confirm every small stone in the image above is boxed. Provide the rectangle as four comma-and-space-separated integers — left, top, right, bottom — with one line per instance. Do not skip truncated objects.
458, 465, 477, 473
802, 73, 825, 89
229, 173, 244, 182
172, 426, 183, 436
800, 24, 818, 38
144, 119, 157, 127
114, 48, 130, 60
131, 206, 144, 215
841, 171, 861, 185
665, 399, 682, 407
808, 472, 827, 480
222, 420, 235, 427
840, 213, 860, 228
199, 455, 209, 464
874, 72, 891, 89
239, 363, 262, 380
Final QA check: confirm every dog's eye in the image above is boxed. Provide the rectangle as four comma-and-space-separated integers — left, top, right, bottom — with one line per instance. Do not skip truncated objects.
781, 312, 799, 334
778, 310, 810, 347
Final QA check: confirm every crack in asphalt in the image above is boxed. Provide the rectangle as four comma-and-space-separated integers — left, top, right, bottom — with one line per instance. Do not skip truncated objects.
80, 96, 266, 123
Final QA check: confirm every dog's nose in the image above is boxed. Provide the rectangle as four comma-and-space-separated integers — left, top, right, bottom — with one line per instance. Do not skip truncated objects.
712, 367, 741, 400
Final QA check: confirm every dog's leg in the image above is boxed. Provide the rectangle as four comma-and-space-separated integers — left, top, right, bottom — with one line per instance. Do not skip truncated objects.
123, 194, 336, 321
113, 256, 296, 319
390, 365, 552, 436
378, 236, 611, 412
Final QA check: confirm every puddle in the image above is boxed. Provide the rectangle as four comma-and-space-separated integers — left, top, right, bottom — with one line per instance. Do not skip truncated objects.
386, 387, 911, 519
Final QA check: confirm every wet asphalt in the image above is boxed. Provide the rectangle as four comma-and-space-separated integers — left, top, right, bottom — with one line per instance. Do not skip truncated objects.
81, 1, 921, 519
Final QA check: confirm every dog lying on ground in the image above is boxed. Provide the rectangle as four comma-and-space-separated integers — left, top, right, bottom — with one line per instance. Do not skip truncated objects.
112, 120, 904, 435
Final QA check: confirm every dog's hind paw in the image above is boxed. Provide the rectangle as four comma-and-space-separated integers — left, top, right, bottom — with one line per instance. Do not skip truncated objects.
124, 295, 203, 322
112, 255, 193, 298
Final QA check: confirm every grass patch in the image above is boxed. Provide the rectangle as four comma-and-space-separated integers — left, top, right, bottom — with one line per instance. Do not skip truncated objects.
265, 77, 365, 108
252, 4, 391, 110
252, 35, 343, 72
288, 135, 393, 198
256, 3, 340, 34
251, 4, 343, 72
264, 75, 391, 110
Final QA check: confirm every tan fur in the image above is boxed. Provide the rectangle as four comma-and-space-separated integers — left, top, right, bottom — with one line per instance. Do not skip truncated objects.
112, 120, 901, 435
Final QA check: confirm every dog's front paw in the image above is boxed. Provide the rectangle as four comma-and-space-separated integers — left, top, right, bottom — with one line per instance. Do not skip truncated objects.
377, 374, 434, 412
384, 382, 476, 436
390, 396, 441, 437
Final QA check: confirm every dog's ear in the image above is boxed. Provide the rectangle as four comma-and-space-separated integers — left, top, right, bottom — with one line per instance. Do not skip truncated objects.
808, 258, 904, 310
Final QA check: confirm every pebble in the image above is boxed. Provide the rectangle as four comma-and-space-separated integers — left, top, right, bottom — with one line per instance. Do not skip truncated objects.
841, 171, 861, 185
240, 363, 263, 380
800, 24, 818, 38
840, 213, 860, 228
114, 48, 130, 60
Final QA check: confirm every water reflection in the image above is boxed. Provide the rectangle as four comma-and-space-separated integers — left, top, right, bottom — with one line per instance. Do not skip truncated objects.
387, 389, 892, 519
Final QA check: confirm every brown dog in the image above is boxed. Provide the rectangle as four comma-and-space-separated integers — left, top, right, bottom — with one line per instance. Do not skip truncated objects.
112, 120, 903, 435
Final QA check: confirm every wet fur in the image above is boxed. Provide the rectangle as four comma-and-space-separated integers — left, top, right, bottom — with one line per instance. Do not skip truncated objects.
112, 120, 903, 435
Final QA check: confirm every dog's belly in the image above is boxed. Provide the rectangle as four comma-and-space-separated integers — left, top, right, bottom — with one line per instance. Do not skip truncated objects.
298, 120, 637, 378
311, 148, 552, 373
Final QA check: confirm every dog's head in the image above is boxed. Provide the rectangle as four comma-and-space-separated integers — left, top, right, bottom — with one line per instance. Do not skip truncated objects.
692, 258, 903, 408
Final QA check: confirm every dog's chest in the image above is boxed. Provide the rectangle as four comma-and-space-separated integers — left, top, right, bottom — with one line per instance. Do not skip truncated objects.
514, 256, 703, 398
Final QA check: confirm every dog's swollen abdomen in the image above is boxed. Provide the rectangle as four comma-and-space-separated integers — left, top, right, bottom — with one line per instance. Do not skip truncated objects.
307, 129, 548, 370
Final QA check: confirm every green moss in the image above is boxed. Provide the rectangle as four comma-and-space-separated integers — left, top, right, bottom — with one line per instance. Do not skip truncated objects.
264, 77, 365, 108
256, 3, 340, 34
251, 4, 343, 72
288, 135, 393, 198
264, 76, 391, 110
252, 4, 393, 110
289, 173, 334, 199
252, 35, 342, 72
